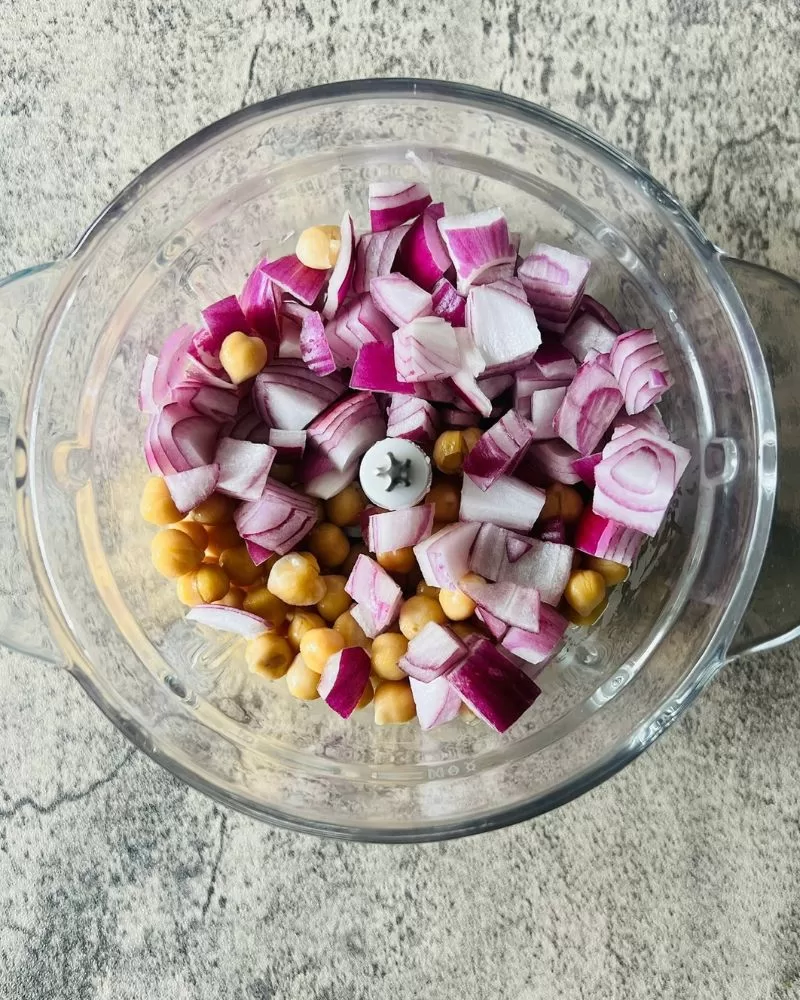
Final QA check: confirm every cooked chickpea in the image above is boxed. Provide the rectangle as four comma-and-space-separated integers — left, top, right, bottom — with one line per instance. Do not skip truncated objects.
298, 551, 321, 572
219, 545, 263, 587
245, 633, 293, 680
564, 569, 607, 618
376, 547, 416, 574
174, 520, 209, 550
287, 611, 327, 650
416, 581, 441, 600
583, 556, 629, 586
215, 586, 246, 609
355, 682, 374, 710
451, 621, 484, 641
151, 528, 204, 579
316, 575, 351, 623
139, 476, 182, 525
425, 479, 461, 524
267, 553, 326, 605
296, 224, 341, 269
539, 483, 584, 524
373, 680, 416, 725
325, 483, 366, 527
285, 654, 321, 700
307, 523, 350, 569
462, 426, 482, 452
370, 632, 409, 681
299, 627, 346, 674
205, 522, 242, 558
191, 493, 237, 525
333, 610, 371, 650
432, 430, 470, 475
398, 595, 447, 640
438, 574, 479, 621
565, 595, 609, 627
176, 565, 230, 606
341, 543, 368, 577
270, 463, 296, 484
219, 331, 269, 385
243, 587, 288, 629
459, 702, 477, 721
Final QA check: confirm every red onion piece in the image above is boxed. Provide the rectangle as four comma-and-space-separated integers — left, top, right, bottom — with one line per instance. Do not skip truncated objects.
300, 446, 358, 500
386, 394, 440, 444
186, 605, 268, 638
574, 508, 645, 566
367, 504, 435, 554
268, 429, 307, 462
414, 522, 481, 589
609, 328, 673, 415
518, 244, 591, 333
399, 622, 466, 682
468, 522, 522, 580
474, 606, 509, 640
253, 360, 345, 430
578, 293, 623, 334
448, 637, 541, 733
553, 354, 623, 455
394, 317, 463, 383
164, 463, 220, 514
260, 255, 328, 306
234, 480, 320, 554
352, 226, 410, 293
572, 452, 602, 488
370, 273, 434, 327
215, 437, 276, 501
466, 285, 541, 371
146, 403, 220, 476
476, 372, 514, 399
325, 294, 395, 368
458, 577, 540, 630
487, 277, 527, 302
369, 180, 432, 233
307, 393, 385, 472
194, 296, 252, 372
459, 475, 545, 533
190, 386, 241, 423
502, 605, 568, 668
277, 315, 303, 360
525, 439, 583, 485
562, 313, 618, 362
351, 343, 416, 395
462, 410, 535, 490
410, 675, 463, 730
241, 265, 282, 343
529, 385, 568, 440
344, 555, 402, 634
431, 277, 467, 326
396, 203, 451, 290
244, 539, 274, 567
449, 370, 493, 418
322, 211, 356, 319
496, 537, 573, 607
299, 311, 337, 376
318, 646, 372, 719
535, 517, 567, 545
437, 208, 515, 294
442, 407, 478, 429
610, 407, 669, 449
139, 354, 160, 413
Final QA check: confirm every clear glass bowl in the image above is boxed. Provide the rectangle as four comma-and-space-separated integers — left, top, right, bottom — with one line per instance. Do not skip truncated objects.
2, 80, 800, 841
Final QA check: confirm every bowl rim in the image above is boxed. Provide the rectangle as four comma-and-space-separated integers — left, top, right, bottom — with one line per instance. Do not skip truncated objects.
27, 78, 775, 842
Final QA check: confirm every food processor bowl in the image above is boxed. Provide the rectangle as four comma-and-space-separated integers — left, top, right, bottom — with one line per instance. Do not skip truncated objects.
2, 80, 799, 841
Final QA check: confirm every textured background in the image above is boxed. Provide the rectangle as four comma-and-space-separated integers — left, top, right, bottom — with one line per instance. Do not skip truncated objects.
2, 2, 800, 998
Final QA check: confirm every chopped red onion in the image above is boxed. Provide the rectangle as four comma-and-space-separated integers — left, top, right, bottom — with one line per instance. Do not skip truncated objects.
437, 208, 515, 294
369, 180, 432, 232
370, 273, 434, 327
396, 203, 451, 290
486, 276, 527, 302
448, 637, 541, 733
442, 407, 478, 429
525, 439, 583, 485
458, 577, 540, 630
245, 539, 274, 567
574, 508, 645, 566
530, 385, 567, 440
190, 386, 241, 423
449, 370, 493, 418
535, 517, 567, 545
307, 393, 385, 471
253, 360, 345, 430
234, 480, 320, 554
532, 343, 578, 381
318, 647, 372, 719
466, 285, 541, 371
496, 537, 573, 606
386, 394, 440, 444
300, 446, 358, 500
240, 265, 282, 343
609, 328, 673, 415
572, 452, 602, 488
578, 293, 623, 334
268, 429, 307, 462
462, 410, 534, 490
325, 294, 395, 368
139, 354, 160, 413
518, 244, 591, 333
186, 605, 268, 638
399, 622, 466, 682
476, 373, 514, 399
367, 504, 435, 554
299, 311, 337, 376
414, 521, 481, 589
322, 211, 356, 319
459, 475, 545, 532
145, 403, 219, 476
344, 554, 402, 634
196, 296, 252, 371
260, 255, 328, 306
468, 522, 520, 580
410, 675, 463, 730
277, 314, 303, 359
350, 342, 415, 394
164, 463, 220, 514
502, 605, 568, 668
562, 312, 618, 362
395, 317, 463, 382
474, 606, 508, 640
553, 353, 623, 455
431, 277, 467, 326
611, 407, 669, 447
214, 437, 276, 501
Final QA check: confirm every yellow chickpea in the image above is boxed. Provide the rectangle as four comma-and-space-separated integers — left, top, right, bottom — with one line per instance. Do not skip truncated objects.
432, 430, 470, 475
174, 520, 209, 550
176, 565, 230, 606
245, 633, 293, 680
583, 556, 629, 586
191, 493, 237, 525
462, 427, 482, 452
151, 528, 204, 579
205, 522, 242, 558
425, 479, 461, 524
373, 680, 416, 725
316, 575, 351, 623
438, 574, 479, 621
299, 627, 346, 674
243, 587, 288, 629
398, 595, 447, 640
355, 682, 374, 710
296, 224, 341, 269
333, 610, 371, 650
341, 543, 368, 578
376, 547, 416, 574
325, 483, 366, 527
215, 586, 246, 609
285, 654, 321, 700
268, 553, 326, 606
416, 581, 441, 600
539, 483, 585, 524
219, 545, 263, 587
564, 569, 607, 618
451, 621, 484, 641
565, 596, 609, 627
139, 476, 182, 525
307, 523, 350, 569
370, 632, 409, 681
287, 611, 327, 651
219, 331, 269, 385
298, 551, 321, 572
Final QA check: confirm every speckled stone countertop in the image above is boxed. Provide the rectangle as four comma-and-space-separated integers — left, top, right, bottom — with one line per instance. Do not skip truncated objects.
2, 3, 800, 998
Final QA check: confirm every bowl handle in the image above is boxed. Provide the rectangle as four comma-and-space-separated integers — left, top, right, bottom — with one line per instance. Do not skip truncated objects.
722, 256, 800, 657
0, 262, 69, 664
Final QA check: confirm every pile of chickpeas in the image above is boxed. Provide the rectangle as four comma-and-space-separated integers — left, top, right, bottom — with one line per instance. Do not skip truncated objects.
140, 420, 629, 726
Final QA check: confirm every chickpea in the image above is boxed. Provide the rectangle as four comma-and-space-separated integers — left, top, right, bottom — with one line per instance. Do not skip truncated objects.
583, 556, 629, 586
243, 587, 288, 629
416, 581, 441, 600
373, 680, 416, 725
459, 702, 477, 721
245, 633, 293, 680
333, 610, 371, 650
215, 586, 246, 609
176, 565, 230, 606
270, 463, 295, 485
432, 430, 470, 475
425, 479, 461, 524
287, 611, 327, 651
298, 551, 321, 572
316, 575, 351, 623
398, 595, 447, 640
326, 483, 366, 527
341, 543, 368, 578
539, 483, 584, 524
355, 682, 374, 710
285, 654, 321, 700
268, 553, 326, 606
451, 621, 484, 641
563, 569, 607, 618
296, 224, 341, 269
462, 427, 482, 453
565, 595, 609, 627
219, 331, 269, 385
151, 528, 204, 579
370, 632, 409, 681
205, 522, 242, 558
139, 476, 182, 525
376, 547, 416, 574
191, 493, 237, 525
307, 523, 350, 569
219, 545, 263, 587
438, 575, 479, 621
299, 627, 346, 674
174, 520, 209, 551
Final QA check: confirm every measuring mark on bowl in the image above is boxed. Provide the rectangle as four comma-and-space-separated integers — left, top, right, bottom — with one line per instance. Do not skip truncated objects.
51, 439, 93, 493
